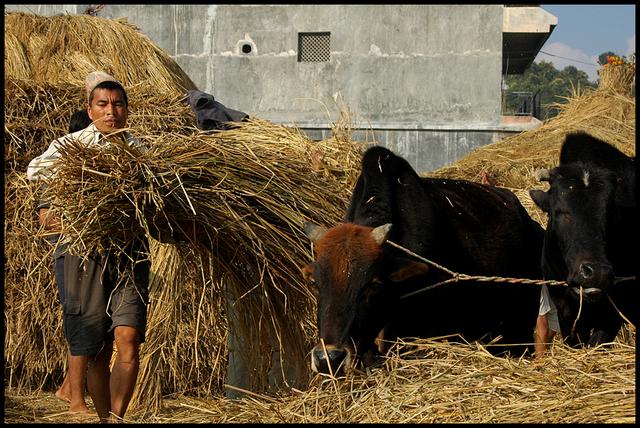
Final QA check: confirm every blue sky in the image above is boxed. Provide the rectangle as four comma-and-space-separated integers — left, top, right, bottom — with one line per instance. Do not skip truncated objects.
535, 5, 636, 82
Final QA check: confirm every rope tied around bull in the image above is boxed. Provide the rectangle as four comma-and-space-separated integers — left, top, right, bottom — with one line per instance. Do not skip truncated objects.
386, 240, 635, 300
386, 240, 568, 300
386, 240, 635, 342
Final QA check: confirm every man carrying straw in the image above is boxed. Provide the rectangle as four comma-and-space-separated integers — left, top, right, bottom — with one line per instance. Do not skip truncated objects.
27, 71, 150, 423
52, 107, 93, 410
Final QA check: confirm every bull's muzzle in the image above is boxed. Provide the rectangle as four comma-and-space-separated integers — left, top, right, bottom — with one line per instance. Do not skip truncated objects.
569, 261, 614, 299
311, 343, 350, 375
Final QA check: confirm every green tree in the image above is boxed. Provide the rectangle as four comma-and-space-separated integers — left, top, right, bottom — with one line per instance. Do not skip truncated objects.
504, 60, 596, 120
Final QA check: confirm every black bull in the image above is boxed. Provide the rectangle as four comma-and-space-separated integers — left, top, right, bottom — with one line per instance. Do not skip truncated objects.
302, 146, 544, 375
529, 132, 637, 347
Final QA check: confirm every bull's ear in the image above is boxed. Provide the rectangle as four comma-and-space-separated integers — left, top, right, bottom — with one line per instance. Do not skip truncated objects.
614, 175, 636, 208
529, 189, 550, 213
388, 259, 429, 282
303, 221, 328, 243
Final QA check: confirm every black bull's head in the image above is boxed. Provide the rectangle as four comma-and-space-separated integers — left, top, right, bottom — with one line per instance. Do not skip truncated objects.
301, 222, 429, 375
530, 165, 618, 300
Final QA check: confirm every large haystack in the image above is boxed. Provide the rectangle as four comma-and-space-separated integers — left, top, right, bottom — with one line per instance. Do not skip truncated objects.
3, 11, 364, 415
4, 11, 196, 95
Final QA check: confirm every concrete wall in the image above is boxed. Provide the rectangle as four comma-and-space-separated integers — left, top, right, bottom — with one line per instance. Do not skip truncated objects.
306, 128, 516, 173
6, 4, 534, 172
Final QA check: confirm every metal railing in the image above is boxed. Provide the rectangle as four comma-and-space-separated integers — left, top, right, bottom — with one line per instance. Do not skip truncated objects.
501, 90, 541, 118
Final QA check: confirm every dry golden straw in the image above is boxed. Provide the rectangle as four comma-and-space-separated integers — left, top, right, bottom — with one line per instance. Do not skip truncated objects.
3, 10, 635, 423
4, 11, 196, 95
5, 332, 635, 423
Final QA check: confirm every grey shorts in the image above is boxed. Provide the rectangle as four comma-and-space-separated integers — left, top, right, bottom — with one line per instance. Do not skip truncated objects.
57, 240, 150, 356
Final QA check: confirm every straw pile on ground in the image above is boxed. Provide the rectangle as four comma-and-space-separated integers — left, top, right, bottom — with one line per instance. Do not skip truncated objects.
5, 330, 635, 423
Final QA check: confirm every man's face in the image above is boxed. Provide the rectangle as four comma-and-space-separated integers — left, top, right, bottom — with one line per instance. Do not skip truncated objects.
87, 88, 128, 133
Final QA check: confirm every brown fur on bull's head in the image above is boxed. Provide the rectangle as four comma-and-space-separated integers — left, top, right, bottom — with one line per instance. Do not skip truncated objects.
302, 221, 429, 375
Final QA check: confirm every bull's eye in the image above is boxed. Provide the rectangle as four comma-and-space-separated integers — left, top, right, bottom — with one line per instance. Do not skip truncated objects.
553, 207, 570, 216
302, 264, 316, 284
554, 210, 572, 225
370, 277, 383, 288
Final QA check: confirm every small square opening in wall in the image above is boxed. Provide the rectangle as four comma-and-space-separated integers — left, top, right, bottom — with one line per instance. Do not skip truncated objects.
298, 32, 331, 62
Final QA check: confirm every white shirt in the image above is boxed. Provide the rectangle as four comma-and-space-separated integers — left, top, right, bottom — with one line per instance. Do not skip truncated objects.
539, 285, 560, 333
27, 123, 142, 181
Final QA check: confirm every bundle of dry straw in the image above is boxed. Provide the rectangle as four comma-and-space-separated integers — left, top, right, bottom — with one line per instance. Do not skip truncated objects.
597, 62, 636, 95
4, 11, 196, 95
44, 118, 359, 255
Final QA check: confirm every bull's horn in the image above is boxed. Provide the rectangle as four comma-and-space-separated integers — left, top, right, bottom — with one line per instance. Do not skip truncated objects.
371, 223, 392, 245
303, 221, 328, 243
534, 168, 551, 182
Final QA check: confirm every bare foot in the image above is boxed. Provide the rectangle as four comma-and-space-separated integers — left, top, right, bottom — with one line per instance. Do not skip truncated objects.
69, 403, 91, 414
55, 386, 71, 402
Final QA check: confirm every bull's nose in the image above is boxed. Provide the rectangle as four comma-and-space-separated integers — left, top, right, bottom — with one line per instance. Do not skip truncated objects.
576, 262, 614, 290
579, 262, 595, 279
312, 347, 347, 375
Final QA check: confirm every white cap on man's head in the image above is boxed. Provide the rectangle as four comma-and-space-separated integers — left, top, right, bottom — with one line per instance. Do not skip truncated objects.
85, 71, 122, 100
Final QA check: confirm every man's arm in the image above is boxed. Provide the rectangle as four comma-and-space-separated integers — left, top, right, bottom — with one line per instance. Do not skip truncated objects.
27, 139, 63, 181
38, 207, 62, 231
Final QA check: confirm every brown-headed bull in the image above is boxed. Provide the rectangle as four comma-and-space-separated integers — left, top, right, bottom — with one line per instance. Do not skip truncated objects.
303, 146, 544, 375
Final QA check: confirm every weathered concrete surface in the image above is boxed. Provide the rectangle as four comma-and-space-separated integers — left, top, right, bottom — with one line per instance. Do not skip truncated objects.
6, 4, 541, 172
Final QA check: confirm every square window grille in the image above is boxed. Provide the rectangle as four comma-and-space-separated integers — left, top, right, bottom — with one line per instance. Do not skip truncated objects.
298, 32, 331, 62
